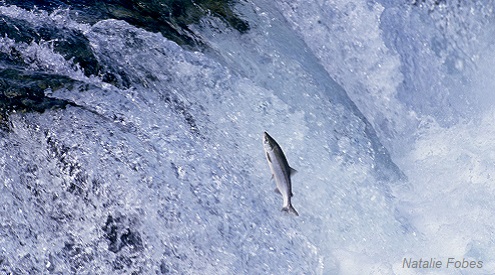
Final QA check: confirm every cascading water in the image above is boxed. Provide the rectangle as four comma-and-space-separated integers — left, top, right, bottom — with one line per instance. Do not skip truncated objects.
1, 1, 494, 274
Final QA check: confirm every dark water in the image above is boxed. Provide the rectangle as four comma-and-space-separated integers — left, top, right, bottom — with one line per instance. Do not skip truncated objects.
5, 0, 249, 45
0, 0, 248, 123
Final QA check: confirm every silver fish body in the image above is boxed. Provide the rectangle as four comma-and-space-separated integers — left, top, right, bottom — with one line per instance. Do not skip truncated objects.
263, 132, 299, 216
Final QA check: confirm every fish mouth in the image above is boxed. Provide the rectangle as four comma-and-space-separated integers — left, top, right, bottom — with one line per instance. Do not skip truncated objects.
263, 132, 272, 141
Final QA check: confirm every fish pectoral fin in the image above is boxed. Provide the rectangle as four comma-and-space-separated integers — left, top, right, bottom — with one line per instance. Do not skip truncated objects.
290, 167, 297, 176
271, 174, 274, 180
266, 152, 272, 163
274, 188, 282, 195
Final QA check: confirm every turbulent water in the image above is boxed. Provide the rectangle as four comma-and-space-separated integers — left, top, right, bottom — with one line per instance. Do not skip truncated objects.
1, 0, 495, 274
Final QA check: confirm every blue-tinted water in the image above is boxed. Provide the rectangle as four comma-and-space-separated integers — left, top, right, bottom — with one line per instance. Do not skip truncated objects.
1, 1, 494, 274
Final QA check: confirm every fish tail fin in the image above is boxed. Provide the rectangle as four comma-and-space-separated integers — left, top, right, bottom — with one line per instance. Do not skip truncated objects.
282, 205, 299, 216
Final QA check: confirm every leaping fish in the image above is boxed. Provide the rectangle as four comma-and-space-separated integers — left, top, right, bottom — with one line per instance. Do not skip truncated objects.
263, 131, 299, 216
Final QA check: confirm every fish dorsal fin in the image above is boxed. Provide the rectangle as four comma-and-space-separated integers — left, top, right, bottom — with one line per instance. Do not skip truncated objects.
290, 167, 297, 176
274, 188, 282, 195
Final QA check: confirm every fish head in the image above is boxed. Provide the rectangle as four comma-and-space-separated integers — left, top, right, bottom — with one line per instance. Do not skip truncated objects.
263, 132, 275, 151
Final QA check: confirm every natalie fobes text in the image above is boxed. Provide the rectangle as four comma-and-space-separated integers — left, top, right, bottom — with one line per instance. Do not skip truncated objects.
402, 258, 483, 269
